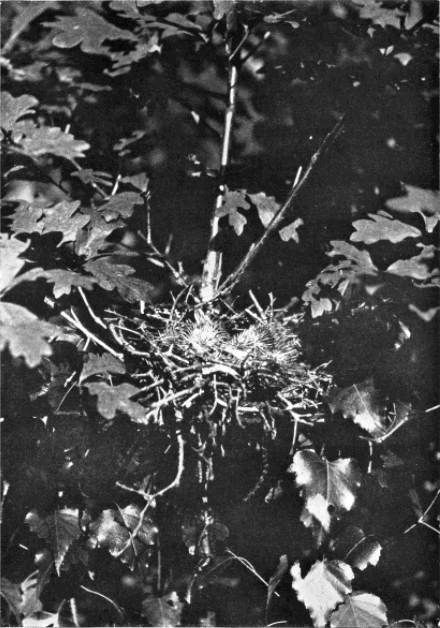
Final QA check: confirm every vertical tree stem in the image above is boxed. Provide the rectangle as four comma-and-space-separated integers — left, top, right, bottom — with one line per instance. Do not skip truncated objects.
200, 53, 238, 302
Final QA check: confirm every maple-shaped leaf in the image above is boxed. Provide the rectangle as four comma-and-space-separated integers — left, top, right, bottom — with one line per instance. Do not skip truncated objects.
353, 0, 405, 29
44, 270, 96, 299
291, 559, 354, 628
25, 509, 82, 575
75, 211, 124, 258
0, 234, 29, 294
248, 192, 281, 228
279, 218, 304, 243
22, 611, 61, 627
288, 450, 362, 532
331, 526, 382, 571
0, 577, 23, 623
71, 169, 113, 188
48, 7, 137, 56
98, 192, 144, 222
85, 382, 146, 421
330, 592, 388, 628
327, 378, 388, 438
216, 189, 250, 236
88, 506, 156, 570
386, 185, 440, 234
80, 352, 126, 383
327, 241, 378, 273
11, 200, 90, 245
142, 591, 183, 627
387, 244, 438, 282
120, 172, 150, 192
20, 126, 90, 160
0, 92, 38, 132
0, 302, 57, 367
84, 258, 156, 303
10, 201, 44, 235
351, 211, 422, 244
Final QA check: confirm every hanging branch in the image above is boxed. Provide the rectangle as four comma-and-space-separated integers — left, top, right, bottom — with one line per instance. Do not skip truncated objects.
218, 115, 345, 298
200, 7, 239, 302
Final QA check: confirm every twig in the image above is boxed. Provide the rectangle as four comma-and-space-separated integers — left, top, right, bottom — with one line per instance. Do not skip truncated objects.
46, 301, 123, 360
226, 549, 280, 597
69, 158, 108, 199
219, 116, 345, 297
80, 585, 124, 617
403, 488, 440, 536
78, 287, 107, 329
200, 7, 239, 302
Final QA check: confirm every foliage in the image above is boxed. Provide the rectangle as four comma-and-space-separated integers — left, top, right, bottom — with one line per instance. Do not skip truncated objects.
1, 1, 438, 627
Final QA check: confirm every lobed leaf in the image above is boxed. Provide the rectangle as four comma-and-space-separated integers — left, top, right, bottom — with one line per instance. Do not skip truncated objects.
0, 234, 29, 294
85, 381, 146, 421
84, 257, 156, 303
0, 92, 38, 132
80, 352, 126, 383
216, 189, 250, 236
44, 269, 96, 299
142, 592, 183, 627
386, 185, 440, 234
291, 559, 354, 627
350, 211, 422, 244
98, 191, 144, 222
19, 126, 90, 160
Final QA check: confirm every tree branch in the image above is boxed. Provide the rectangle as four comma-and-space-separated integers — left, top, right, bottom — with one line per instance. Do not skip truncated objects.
218, 115, 345, 298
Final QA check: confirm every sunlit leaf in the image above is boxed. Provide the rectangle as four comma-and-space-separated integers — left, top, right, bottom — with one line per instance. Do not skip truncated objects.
279, 218, 304, 242
288, 449, 362, 533
0, 577, 23, 623
248, 192, 280, 228
98, 192, 144, 222
80, 352, 126, 383
11, 200, 90, 245
327, 241, 378, 273
216, 189, 250, 236
20, 126, 90, 160
142, 591, 183, 627
85, 381, 146, 421
0, 92, 38, 132
0, 234, 29, 293
330, 592, 388, 627
353, 0, 405, 30
20, 572, 43, 618
327, 378, 388, 438
291, 559, 354, 627
25, 509, 82, 575
386, 185, 440, 233
0, 302, 57, 367
331, 526, 382, 571
22, 611, 60, 627
386, 245, 438, 282
351, 211, 421, 244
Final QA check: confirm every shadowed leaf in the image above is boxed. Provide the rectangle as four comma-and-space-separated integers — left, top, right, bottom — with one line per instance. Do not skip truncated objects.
331, 526, 382, 571
80, 352, 126, 383
330, 592, 388, 627
142, 592, 183, 627
85, 381, 146, 421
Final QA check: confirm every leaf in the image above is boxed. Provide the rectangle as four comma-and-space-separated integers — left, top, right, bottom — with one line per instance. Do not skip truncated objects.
408, 303, 440, 322
11, 200, 90, 245
386, 245, 438, 282
85, 382, 146, 421
98, 192, 144, 222
248, 192, 280, 228
22, 611, 61, 627
331, 526, 382, 571
386, 185, 440, 233
351, 211, 422, 244
291, 559, 354, 628
267, 555, 289, 611
20, 572, 43, 618
0, 577, 23, 623
279, 218, 304, 242
0, 302, 57, 367
327, 378, 388, 438
329, 592, 388, 627
19, 126, 90, 160
142, 592, 183, 627
353, 0, 405, 30
75, 212, 124, 258
310, 297, 333, 318
80, 352, 126, 383
120, 172, 149, 192
288, 450, 362, 533
327, 241, 378, 274
71, 169, 113, 188
88, 506, 156, 569
48, 7, 137, 55
0, 234, 29, 294
84, 258, 156, 303
216, 189, 250, 236
213, 0, 235, 21
0, 92, 38, 132
44, 270, 96, 299
25, 509, 82, 575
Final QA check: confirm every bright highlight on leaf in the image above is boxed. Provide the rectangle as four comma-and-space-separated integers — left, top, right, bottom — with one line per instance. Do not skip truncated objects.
291, 559, 354, 627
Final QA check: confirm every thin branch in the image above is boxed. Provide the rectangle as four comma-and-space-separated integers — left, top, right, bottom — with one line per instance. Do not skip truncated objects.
219, 116, 345, 298
200, 9, 239, 302
403, 488, 440, 536
78, 287, 107, 329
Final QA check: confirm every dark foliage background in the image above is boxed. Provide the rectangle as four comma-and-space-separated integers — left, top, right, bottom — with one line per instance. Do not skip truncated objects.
1, 1, 438, 627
